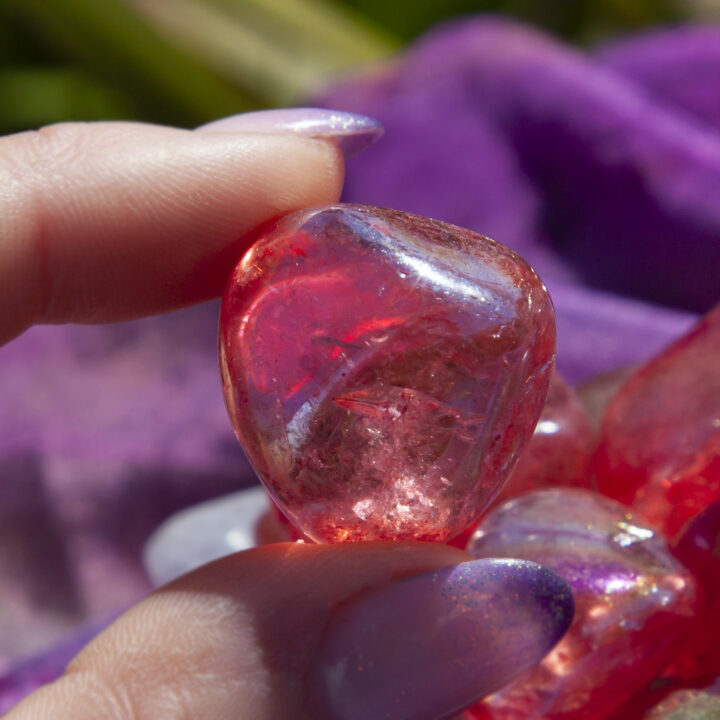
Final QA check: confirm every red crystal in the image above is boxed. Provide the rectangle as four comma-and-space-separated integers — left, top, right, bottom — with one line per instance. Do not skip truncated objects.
576, 366, 636, 429
670, 498, 720, 681
603, 679, 684, 720
493, 372, 594, 504
220, 205, 555, 543
593, 303, 720, 539
448, 372, 594, 550
467, 489, 698, 720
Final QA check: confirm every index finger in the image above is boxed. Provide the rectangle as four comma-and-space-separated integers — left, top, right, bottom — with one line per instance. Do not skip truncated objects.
0, 120, 345, 345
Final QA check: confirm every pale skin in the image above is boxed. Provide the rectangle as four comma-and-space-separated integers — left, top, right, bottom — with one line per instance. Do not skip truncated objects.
1, 122, 470, 720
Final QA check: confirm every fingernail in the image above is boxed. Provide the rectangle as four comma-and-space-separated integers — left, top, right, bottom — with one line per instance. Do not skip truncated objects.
143, 487, 269, 586
308, 558, 573, 720
198, 108, 383, 158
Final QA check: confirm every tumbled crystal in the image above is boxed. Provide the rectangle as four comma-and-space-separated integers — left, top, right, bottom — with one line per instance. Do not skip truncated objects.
593, 303, 720, 539
219, 205, 555, 543
576, 366, 635, 429
466, 489, 697, 720
448, 373, 594, 550
494, 372, 594, 503
670, 498, 720, 680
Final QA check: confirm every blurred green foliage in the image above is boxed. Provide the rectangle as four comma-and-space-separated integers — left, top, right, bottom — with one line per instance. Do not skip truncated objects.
0, 0, 702, 134
342, 0, 687, 43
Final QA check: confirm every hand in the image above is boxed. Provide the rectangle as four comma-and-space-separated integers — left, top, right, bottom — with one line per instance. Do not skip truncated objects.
1, 112, 573, 720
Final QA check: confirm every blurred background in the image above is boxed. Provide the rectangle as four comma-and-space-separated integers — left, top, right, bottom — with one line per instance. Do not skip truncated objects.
0, 0, 717, 134
2, 0, 720, 711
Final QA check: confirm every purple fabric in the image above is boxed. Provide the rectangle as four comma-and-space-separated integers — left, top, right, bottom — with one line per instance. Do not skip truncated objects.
598, 26, 720, 129
0, 618, 113, 715
326, 19, 720, 314
2, 17, 719, 710
0, 305, 254, 679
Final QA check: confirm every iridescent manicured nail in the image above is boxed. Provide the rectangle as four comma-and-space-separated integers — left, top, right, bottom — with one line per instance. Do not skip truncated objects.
307, 558, 574, 720
198, 108, 383, 158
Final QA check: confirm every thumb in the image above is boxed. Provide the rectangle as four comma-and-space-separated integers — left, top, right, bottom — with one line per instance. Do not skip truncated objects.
6, 542, 572, 720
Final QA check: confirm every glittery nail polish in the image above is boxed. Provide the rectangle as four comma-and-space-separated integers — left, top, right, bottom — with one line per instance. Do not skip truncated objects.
198, 108, 383, 158
307, 558, 574, 720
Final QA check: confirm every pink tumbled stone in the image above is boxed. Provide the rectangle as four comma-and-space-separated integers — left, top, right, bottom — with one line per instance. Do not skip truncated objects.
466, 489, 697, 720
576, 366, 635, 429
448, 372, 594, 550
495, 372, 594, 503
220, 205, 555, 543
670, 498, 720, 681
593, 303, 720, 539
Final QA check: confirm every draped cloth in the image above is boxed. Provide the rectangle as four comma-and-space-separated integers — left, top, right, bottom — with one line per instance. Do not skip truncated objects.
2, 19, 718, 710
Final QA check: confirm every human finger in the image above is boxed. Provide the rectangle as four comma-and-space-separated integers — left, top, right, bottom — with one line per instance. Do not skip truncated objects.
0, 110, 379, 344
6, 542, 573, 720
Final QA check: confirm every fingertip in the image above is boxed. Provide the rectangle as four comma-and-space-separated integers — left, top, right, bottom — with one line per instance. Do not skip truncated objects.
6, 542, 466, 720
309, 558, 574, 720
197, 107, 383, 159
0, 122, 346, 344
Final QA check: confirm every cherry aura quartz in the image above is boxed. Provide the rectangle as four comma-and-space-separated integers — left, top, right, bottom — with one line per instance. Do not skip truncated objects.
593, 302, 720, 540
496, 372, 593, 501
220, 204, 555, 543
448, 371, 594, 549
464, 489, 697, 720
670, 497, 720, 681
219, 203, 720, 718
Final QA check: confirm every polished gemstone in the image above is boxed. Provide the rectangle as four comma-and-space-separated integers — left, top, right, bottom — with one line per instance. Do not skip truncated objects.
671, 498, 720, 680
448, 373, 594, 550
219, 205, 555, 543
576, 366, 636, 429
466, 489, 697, 720
593, 303, 720, 539
603, 680, 684, 720
494, 372, 594, 503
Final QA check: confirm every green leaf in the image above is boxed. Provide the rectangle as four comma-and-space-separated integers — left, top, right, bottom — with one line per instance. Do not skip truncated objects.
688, 0, 720, 19
127, 0, 398, 105
4, 0, 257, 126
337, 0, 689, 42
0, 67, 135, 133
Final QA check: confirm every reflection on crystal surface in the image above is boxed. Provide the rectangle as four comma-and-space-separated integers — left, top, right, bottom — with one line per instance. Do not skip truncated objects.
594, 303, 720, 539
494, 373, 594, 503
448, 372, 594, 550
670, 498, 720, 680
220, 205, 556, 542
467, 489, 697, 720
